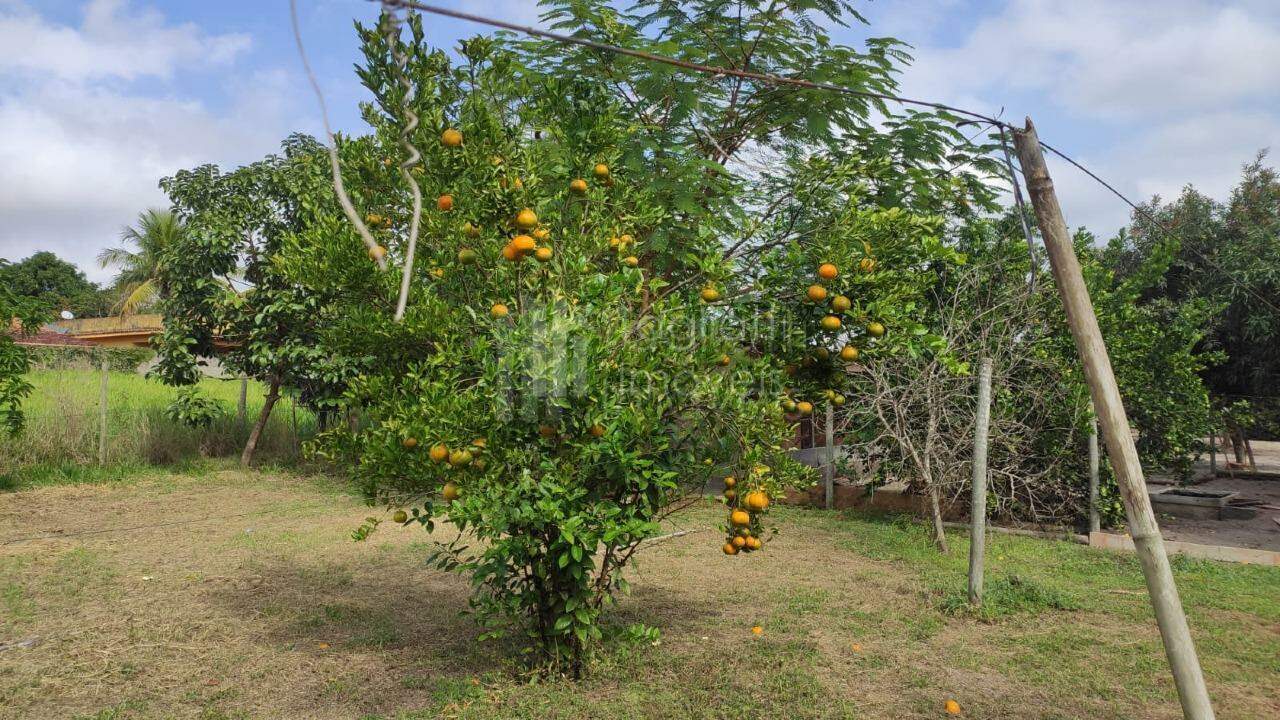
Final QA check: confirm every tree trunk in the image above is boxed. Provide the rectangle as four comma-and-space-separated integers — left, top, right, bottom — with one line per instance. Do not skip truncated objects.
928, 484, 948, 554
241, 378, 281, 467
1229, 426, 1245, 463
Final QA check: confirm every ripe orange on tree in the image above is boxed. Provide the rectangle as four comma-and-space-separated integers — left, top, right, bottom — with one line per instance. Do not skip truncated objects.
745, 536, 762, 551
796, 401, 814, 416
429, 444, 449, 463
515, 208, 538, 229
534, 246, 553, 262
744, 490, 769, 511
831, 295, 851, 313
441, 482, 460, 502
593, 163, 609, 179
569, 178, 588, 194
944, 700, 961, 715
723, 476, 736, 488
700, 285, 721, 302
718, 354, 731, 366
867, 321, 886, 337
623, 255, 639, 268
533, 227, 551, 242
840, 345, 859, 362
723, 542, 739, 555
730, 509, 751, 526
588, 423, 606, 438
732, 536, 746, 548
820, 315, 842, 331
501, 243, 519, 261
402, 436, 419, 449
441, 128, 463, 147
449, 449, 473, 467
806, 284, 828, 302
817, 263, 838, 280
437, 194, 454, 211
368, 245, 387, 262
512, 234, 537, 255
491, 303, 510, 318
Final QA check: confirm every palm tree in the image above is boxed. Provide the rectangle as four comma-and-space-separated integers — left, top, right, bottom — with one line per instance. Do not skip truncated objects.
99, 208, 182, 316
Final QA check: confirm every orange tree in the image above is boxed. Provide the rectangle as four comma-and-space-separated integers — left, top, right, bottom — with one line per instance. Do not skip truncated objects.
256, 4, 997, 672
1, 269, 50, 435
284, 22, 809, 674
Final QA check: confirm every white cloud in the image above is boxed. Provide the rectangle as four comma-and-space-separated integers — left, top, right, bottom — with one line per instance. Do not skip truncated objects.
0, 0, 250, 82
0, 2, 295, 284
865, 0, 1280, 239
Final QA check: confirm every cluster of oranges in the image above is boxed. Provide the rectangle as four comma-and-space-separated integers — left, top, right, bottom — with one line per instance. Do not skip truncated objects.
781, 260, 887, 415
721, 474, 770, 555
395, 435, 491, 510
497, 207, 554, 264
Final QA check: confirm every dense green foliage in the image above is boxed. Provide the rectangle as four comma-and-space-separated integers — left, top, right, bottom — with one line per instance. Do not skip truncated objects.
1, 266, 51, 435
1111, 155, 1280, 441
0, 251, 109, 318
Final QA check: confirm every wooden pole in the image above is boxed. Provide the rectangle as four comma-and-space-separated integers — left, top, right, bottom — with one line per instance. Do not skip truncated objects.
824, 402, 834, 510
1013, 118, 1215, 720
968, 357, 993, 605
237, 375, 248, 428
1088, 415, 1101, 534
1208, 429, 1216, 480
98, 358, 109, 467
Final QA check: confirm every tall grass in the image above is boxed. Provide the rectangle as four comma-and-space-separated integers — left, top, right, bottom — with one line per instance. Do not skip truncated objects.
1, 369, 316, 486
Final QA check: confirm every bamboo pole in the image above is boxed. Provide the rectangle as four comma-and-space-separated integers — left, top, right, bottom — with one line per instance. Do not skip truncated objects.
968, 357, 993, 605
1089, 415, 1101, 534
824, 402, 834, 510
98, 358, 109, 467
1013, 118, 1214, 720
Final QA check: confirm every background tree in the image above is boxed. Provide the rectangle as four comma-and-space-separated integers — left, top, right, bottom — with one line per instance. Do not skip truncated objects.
0, 251, 109, 318
1111, 153, 1280, 449
155, 135, 369, 465
98, 208, 185, 316
1, 264, 50, 434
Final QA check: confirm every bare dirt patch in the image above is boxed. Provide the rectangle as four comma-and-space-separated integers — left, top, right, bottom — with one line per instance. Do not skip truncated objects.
1, 470, 1276, 719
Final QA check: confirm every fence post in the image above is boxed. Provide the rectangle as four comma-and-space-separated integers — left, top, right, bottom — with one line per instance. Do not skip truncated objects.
1089, 415, 1101, 534
967, 357, 993, 606
1208, 429, 1217, 480
237, 375, 248, 427
98, 358, 109, 467
824, 402, 834, 510
1013, 118, 1214, 720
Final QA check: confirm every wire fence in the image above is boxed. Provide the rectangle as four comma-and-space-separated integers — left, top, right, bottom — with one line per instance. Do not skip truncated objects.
3, 367, 317, 477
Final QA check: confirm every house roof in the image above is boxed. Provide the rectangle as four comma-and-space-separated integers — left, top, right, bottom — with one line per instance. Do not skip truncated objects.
12, 328, 98, 347
53, 314, 164, 337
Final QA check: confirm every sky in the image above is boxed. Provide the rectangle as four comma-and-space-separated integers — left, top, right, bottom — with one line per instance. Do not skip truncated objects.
1, 0, 1277, 284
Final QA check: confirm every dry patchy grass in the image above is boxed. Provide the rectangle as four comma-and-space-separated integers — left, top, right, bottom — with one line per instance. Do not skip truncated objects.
0, 470, 1276, 720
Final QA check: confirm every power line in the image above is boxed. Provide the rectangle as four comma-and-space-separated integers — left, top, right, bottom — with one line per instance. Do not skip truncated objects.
365, 0, 1277, 316
377, 0, 1009, 129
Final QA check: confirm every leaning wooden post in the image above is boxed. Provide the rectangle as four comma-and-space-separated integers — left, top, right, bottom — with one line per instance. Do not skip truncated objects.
967, 357, 993, 606
823, 402, 835, 510
98, 357, 109, 467
1088, 414, 1101, 534
1013, 118, 1214, 720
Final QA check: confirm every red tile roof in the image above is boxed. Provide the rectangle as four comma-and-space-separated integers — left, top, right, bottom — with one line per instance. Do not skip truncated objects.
11, 328, 98, 347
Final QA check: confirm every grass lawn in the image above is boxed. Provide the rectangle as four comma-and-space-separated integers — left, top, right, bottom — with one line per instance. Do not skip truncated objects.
0, 468, 1276, 719
2, 370, 312, 484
